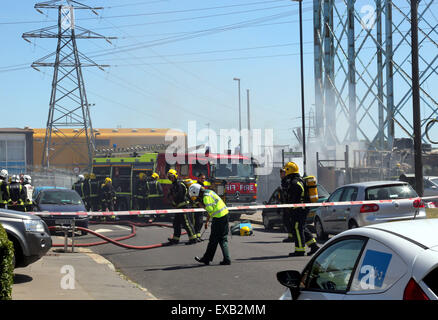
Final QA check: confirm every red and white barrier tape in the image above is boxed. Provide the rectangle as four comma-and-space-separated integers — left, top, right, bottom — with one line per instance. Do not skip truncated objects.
26, 195, 438, 217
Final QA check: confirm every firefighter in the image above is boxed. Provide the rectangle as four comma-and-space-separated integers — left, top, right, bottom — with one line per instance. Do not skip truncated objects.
282, 162, 319, 257
0, 169, 9, 209
22, 175, 34, 212
7, 175, 27, 212
89, 173, 100, 211
183, 178, 204, 241
100, 177, 117, 212
166, 169, 198, 245
82, 173, 92, 211
190, 183, 231, 266
73, 174, 86, 203
194, 173, 209, 240
134, 172, 148, 210
147, 172, 163, 210
280, 168, 293, 243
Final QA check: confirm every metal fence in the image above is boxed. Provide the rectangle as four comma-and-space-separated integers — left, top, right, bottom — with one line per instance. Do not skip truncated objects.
5, 165, 78, 189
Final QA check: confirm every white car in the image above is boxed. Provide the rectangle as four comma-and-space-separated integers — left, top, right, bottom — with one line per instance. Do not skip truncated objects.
314, 181, 426, 241
277, 219, 438, 300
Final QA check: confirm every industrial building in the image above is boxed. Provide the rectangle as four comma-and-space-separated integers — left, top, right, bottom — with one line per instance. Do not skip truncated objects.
0, 128, 34, 174
0, 128, 186, 174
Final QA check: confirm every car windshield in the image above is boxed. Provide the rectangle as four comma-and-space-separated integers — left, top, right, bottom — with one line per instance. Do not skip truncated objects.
318, 184, 330, 199
41, 190, 83, 205
429, 178, 438, 186
366, 184, 418, 200
192, 163, 209, 178
215, 162, 255, 178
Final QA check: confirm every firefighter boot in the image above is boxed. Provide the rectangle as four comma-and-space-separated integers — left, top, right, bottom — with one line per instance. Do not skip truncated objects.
307, 244, 320, 256
195, 256, 209, 265
167, 237, 179, 245
289, 251, 305, 257
185, 238, 198, 245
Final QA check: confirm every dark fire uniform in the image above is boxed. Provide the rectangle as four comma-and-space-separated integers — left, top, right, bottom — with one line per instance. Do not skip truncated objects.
168, 180, 197, 244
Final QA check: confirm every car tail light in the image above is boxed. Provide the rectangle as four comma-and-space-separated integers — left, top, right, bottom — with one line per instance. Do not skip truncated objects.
360, 204, 379, 213
413, 199, 425, 208
403, 278, 429, 300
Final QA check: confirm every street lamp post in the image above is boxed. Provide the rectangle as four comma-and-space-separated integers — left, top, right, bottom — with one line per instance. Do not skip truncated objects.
247, 89, 251, 157
233, 78, 242, 153
410, 0, 423, 196
292, 0, 306, 176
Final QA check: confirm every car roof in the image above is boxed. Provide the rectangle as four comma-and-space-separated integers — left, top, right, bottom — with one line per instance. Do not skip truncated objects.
35, 186, 67, 189
39, 188, 73, 192
340, 180, 408, 188
35, 186, 67, 191
364, 219, 438, 249
401, 174, 438, 179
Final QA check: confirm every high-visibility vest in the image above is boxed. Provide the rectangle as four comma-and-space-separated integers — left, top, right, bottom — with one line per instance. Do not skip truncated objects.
24, 184, 33, 205
203, 190, 229, 218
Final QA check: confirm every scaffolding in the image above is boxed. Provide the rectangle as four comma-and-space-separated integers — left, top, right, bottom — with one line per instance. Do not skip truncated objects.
313, 0, 438, 150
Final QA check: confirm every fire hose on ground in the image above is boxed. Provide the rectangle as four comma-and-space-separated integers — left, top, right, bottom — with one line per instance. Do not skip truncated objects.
49, 220, 188, 250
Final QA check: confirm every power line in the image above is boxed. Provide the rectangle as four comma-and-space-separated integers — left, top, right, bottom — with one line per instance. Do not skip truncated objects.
86, 10, 299, 58
94, 0, 290, 20
87, 13, 238, 119
0, 0, 294, 25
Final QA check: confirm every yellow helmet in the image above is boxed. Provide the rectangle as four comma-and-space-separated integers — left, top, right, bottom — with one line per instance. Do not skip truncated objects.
90, 173, 96, 179
105, 177, 112, 184
167, 169, 178, 178
284, 162, 299, 175
152, 172, 159, 180
183, 178, 194, 186
84, 173, 90, 179
240, 226, 251, 236
139, 172, 146, 180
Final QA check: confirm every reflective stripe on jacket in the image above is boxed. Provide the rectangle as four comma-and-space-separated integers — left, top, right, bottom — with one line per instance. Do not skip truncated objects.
203, 190, 228, 218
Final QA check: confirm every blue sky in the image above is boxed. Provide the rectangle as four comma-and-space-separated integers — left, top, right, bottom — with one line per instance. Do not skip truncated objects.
0, 0, 319, 148
1, 0, 437, 149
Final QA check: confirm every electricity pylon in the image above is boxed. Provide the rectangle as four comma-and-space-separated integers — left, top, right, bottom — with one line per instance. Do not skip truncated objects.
23, 1, 115, 169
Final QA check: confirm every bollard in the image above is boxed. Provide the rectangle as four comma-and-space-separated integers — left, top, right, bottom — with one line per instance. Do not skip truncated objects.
71, 219, 75, 253
64, 226, 68, 253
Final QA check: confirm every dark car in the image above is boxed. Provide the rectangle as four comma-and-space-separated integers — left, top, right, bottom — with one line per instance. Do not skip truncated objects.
0, 208, 52, 268
33, 188, 89, 235
261, 184, 330, 231
32, 186, 68, 201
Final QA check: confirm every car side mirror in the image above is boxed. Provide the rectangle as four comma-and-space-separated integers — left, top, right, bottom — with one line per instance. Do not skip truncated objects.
277, 270, 302, 300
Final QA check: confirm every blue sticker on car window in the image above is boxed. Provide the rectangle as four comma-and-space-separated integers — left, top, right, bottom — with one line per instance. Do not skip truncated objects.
358, 250, 392, 289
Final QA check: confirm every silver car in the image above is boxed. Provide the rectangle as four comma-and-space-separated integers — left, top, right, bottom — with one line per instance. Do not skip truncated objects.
314, 181, 426, 241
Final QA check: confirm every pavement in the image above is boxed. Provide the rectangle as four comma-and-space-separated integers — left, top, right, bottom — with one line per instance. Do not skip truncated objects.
11, 211, 263, 300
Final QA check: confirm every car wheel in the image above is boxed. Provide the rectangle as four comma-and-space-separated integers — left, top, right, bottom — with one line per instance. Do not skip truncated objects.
314, 217, 328, 241
262, 214, 272, 230
348, 220, 358, 229
9, 236, 22, 268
